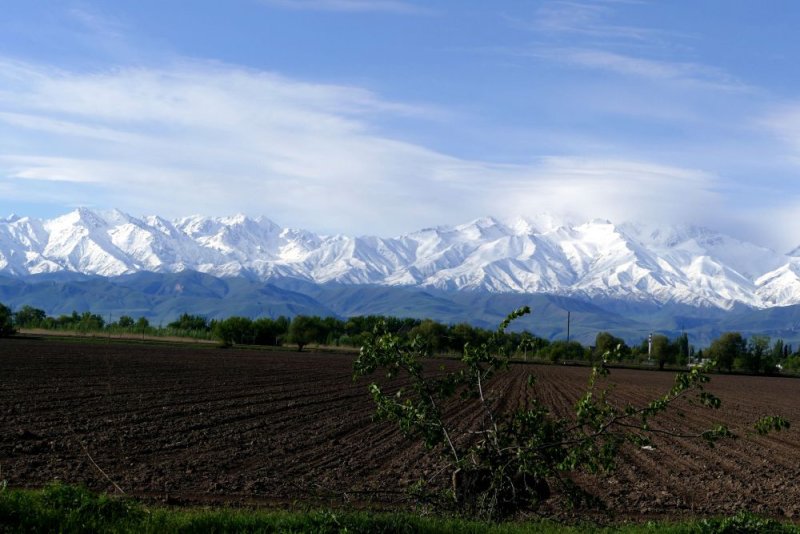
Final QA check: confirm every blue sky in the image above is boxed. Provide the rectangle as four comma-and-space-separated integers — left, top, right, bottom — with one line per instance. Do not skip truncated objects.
1, 1, 800, 249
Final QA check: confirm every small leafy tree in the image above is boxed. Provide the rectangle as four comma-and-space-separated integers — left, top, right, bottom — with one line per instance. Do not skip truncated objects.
117, 315, 135, 328
214, 316, 254, 346
13, 305, 46, 328
651, 334, 673, 370
708, 332, 746, 372
0, 302, 15, 337
75, 311, 104, 332
745, 335, 775, 374
167, 313, 209, 332
409, 319, 448, 354
354, 307, 789, 520
449, 323, 479, 354
543, 339, 585, 363
288, 315, 320, 351
252, 316, 289, 346
676, 332, 690, 366
594, 331, 629, 362
517, 332, 535, 360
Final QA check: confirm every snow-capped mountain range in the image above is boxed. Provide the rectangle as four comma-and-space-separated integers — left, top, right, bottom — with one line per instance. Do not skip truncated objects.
1, 208, 798, 310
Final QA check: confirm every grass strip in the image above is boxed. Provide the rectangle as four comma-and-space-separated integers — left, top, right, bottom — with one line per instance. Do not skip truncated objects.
0, 483, 795, 533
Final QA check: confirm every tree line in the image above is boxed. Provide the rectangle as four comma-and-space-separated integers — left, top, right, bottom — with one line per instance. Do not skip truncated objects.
2, 301, 800, 374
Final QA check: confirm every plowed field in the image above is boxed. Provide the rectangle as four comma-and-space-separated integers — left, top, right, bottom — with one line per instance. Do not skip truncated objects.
2, 336, 800, 520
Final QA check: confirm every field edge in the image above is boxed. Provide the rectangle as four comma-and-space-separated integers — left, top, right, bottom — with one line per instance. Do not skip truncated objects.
1, 483, 798, 534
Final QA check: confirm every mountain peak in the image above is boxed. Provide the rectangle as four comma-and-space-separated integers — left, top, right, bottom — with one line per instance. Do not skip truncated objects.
503, 214, 556, 235
222, 213, 250, 225
459, 215, 502, 229
0, 209, 797, 310
50, 207, 107, 229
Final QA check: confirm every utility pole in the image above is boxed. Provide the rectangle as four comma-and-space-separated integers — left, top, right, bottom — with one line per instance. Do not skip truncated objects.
566, 311, 571, 343
648, 332, 653, 360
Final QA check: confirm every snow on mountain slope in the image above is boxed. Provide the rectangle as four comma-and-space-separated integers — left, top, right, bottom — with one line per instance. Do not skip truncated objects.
0, 215, 55, 275
0, 208, 796, 309
755, 260, 800, 307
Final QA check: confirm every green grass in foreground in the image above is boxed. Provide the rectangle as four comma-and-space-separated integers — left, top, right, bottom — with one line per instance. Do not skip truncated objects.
0, 483, 796, 533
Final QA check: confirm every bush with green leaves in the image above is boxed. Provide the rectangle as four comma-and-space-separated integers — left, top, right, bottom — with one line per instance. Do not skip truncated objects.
354, 307, 789, 521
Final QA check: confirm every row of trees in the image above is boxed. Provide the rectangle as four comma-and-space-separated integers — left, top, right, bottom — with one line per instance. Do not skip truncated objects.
2, 301, 800, 373
10, 307, 209, 338
706, 332, 797, 374
211, 314, 800, 374
592, 330, 800, 374
0, 303, 554, 355
212, 315, 547, 353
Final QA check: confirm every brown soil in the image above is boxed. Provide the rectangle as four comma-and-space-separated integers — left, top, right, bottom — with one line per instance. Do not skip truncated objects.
2, 335, 800, 521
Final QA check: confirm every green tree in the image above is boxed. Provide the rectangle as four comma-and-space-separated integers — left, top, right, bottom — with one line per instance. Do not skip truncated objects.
117, 315, 135, 328
288, 315, 320, 351
252, 316, 289, 346
707, 332, 747, 372
168, 313, 209, 332
771, 339, 786, 362
0, 302, 15, 337
54, 311, 80, 328
784, 354, 800, 373
742, 335, 770, 374
409, 319, 448, 355
214, 316, 255, 346
76, 311, 104, 332
320, 316, 344, 345
651, 334, 675, 370
13, 305, 46, 328
543, 340, 585, 363
594, 331, 630, 361
448, 323, 478, 354
135, 317, 150, 330
676, 332, 690, 366
516, 332, 535, 360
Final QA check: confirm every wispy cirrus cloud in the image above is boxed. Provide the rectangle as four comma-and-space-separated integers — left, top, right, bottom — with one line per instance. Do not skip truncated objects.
67, 6, 127, 41
502, 1, 745, 92
761, 103, 800, 159
259, 0, 431, 14
61, 5, 155, 65
528, 0, 658, 41
530, 48, 748, 91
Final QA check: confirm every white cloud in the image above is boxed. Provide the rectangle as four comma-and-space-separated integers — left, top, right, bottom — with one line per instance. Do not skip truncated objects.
480, 157, 722, 229
531, 0, 656, 41
504, 1, 746, 93
0, 57, 749, 239
0, 112, 142, 144
761, 104, 800, 159
0, 59, 460, 233
2, 155, 108, 183
518, 47, 748, 92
